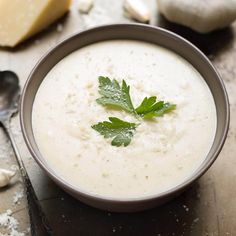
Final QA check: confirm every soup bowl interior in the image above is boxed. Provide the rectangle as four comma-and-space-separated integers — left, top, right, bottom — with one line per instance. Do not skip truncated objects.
20, 24, 229, 212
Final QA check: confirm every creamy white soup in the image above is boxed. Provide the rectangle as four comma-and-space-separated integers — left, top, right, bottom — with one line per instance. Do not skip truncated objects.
32, 40, 216, 199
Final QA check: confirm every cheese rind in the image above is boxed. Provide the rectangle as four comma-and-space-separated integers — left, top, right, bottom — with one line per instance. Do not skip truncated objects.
0, 0, 71, 47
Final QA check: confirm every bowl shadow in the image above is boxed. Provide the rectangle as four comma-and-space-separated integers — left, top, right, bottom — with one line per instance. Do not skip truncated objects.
40, 181, 203, 236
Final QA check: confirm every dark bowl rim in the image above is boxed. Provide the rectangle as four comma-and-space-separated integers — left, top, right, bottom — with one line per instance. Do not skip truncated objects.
20, 23, 230, 203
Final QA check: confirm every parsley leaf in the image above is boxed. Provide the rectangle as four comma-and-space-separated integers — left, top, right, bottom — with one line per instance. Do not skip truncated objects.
135, 96, 176, 119
92, 76, 177, 147
96, 76, 135, 114
91, 117, 138, 147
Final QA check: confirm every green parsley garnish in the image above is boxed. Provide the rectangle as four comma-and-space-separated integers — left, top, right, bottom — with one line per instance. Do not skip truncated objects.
91, 117, 138, 147
96, 76, 135, 114
92, 76, 177, 147
135, 96, 176, 119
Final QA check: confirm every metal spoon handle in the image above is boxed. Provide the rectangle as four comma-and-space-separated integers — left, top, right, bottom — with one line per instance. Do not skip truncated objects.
2, 119, 52, 236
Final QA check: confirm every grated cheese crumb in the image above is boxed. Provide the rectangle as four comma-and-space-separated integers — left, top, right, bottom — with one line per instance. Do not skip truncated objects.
78, 0, 94, 14
13, 190, 24, 205
56, 24, 63, 32
0, 210, 25, 236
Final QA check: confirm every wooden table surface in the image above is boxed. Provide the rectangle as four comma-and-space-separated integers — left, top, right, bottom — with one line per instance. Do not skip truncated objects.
1, 1, 236, 235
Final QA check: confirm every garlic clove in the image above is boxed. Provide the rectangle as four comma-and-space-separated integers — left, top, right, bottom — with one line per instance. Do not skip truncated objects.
157, 0, 236, 33
78, 0, 94, 14
123, 0, 150, 23
0, 168, 16, 188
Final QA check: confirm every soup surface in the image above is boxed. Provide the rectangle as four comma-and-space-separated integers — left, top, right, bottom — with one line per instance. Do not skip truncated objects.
32, 40, 216, 199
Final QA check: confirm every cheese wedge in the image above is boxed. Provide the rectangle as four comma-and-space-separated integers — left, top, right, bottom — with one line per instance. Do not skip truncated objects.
0, 0, 71, 47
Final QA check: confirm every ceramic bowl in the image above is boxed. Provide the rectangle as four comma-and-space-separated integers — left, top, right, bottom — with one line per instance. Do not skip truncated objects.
20, 24, 229, 212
